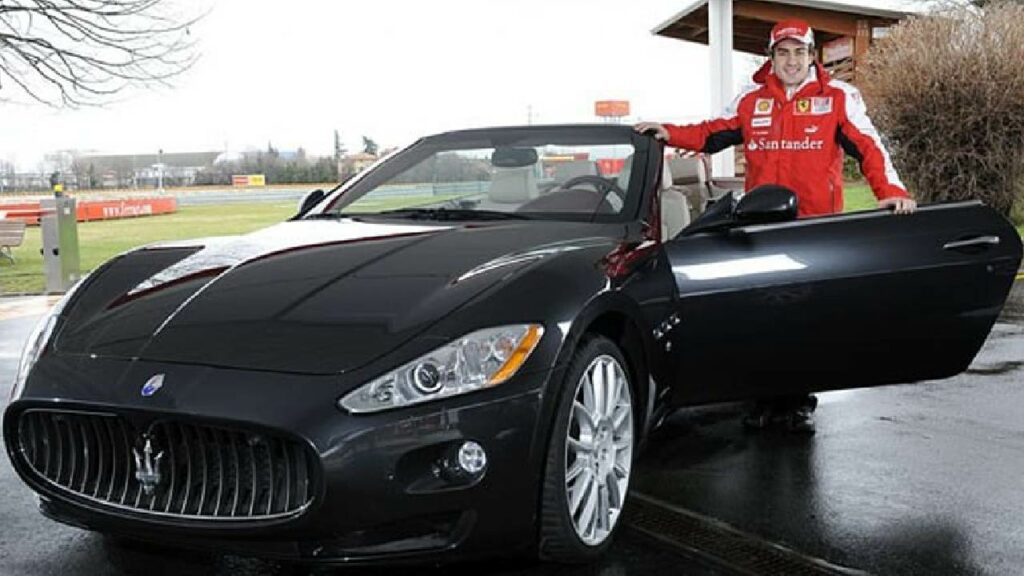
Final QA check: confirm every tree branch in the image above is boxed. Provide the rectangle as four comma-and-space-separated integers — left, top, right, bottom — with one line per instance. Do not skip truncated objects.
0, 0, 202, 107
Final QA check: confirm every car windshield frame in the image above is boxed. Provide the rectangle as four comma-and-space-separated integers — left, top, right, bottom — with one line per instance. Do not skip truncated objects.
311, 125, 650, 224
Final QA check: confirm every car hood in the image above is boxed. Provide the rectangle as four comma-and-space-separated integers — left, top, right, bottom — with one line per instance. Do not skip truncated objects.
55, 217, 609, 374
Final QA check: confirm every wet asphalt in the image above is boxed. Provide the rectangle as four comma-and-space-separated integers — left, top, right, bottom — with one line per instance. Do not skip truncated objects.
633, 280, 1024, 575
1, 280, 1022, 575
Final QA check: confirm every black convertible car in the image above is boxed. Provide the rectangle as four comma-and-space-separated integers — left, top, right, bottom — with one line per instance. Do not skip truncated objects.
5, 125, 1021, 564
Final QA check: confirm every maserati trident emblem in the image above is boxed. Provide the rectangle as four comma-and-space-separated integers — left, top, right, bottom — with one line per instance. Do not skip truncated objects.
140, 374, 165, 397
132, 435, 165, 496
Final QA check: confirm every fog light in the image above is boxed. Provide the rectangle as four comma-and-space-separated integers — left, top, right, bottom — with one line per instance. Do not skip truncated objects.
458, 441, 487, 475
439, 441, 488, 482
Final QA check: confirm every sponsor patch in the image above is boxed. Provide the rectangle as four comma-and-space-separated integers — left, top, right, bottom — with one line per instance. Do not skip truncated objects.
751, 117, 772, 128
747, 137, 825, 152
812, 97, 833, 114
795, 98, 811, 115
754, 98, 773, 115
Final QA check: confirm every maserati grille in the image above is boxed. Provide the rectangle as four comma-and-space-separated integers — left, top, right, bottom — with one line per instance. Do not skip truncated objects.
14, 410, 316, 521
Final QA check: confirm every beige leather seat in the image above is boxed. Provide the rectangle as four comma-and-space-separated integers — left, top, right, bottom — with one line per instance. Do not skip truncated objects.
488, 166, 538, 204
659, 159, 690, 240
615, 156, 632, 191
666, 155, 711, 223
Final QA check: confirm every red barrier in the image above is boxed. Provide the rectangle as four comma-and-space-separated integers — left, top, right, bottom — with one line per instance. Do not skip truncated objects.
0, 197, 177, 225
77, 197, 178, 222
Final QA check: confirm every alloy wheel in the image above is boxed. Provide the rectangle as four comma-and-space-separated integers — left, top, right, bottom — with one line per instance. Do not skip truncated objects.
563, 354, 633, 546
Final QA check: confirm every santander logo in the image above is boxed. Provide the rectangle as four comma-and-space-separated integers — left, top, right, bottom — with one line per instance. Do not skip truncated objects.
747, 137, 824, 152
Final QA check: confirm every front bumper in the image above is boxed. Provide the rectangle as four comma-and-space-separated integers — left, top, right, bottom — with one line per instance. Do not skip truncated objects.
4, 353, 562, 563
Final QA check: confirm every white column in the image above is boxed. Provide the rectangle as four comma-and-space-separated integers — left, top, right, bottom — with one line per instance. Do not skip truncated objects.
709, 0, 735, 178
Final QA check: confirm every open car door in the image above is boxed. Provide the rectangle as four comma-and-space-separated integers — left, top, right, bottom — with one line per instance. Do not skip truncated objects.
661, 198, 1022, 405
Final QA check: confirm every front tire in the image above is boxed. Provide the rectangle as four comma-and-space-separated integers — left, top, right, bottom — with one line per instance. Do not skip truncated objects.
539, 335, 635, 562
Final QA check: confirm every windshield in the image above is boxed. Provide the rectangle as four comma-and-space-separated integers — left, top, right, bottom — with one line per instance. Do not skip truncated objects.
317, 127, 640, 223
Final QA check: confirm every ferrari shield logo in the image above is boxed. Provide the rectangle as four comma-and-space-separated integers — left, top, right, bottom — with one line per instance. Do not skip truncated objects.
795, 99, 811, 114
754, 98, 773, 115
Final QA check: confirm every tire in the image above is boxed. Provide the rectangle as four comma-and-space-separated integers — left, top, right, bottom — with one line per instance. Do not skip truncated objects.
539, 335, 636, 563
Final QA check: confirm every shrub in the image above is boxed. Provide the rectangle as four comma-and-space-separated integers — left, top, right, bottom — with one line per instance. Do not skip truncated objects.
842, 156, 862, 182
860, 2, 1024, 219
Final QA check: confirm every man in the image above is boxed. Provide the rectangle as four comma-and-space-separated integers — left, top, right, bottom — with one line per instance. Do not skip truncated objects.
636, 19, 917, 432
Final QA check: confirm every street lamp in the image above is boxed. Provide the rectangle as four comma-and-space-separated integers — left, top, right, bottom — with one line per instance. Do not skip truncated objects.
156, 148, 165, 194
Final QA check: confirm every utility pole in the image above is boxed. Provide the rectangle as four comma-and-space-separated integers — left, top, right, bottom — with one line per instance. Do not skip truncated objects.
156, 148, 165, 193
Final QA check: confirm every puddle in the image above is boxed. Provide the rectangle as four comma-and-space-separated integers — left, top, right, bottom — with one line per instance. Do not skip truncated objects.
966, 361, 1024, 375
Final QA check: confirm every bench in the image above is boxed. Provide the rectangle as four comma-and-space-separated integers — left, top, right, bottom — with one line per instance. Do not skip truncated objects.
0, 219, 27, 264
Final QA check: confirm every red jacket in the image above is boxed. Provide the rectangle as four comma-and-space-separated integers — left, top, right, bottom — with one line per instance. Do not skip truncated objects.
665, 61, 908, 217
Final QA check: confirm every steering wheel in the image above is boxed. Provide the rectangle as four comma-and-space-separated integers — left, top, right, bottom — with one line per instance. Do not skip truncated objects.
559, 175, 626, 203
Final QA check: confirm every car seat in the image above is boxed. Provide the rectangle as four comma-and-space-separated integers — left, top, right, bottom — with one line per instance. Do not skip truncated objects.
488, 166, 539, 204
666, 155, 710, 223
659, 159, 690, 240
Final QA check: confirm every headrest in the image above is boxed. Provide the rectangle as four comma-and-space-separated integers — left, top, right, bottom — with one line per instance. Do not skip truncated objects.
488, 166, 538, 204
667, 156, 703, 185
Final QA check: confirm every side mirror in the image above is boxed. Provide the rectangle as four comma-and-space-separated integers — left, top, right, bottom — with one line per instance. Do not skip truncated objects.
297, 188, 326, 217
734, 185, 798, 224
680, 192, 738, 236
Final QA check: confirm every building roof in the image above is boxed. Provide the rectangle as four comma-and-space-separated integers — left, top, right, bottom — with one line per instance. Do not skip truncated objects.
653, 0, 921, 55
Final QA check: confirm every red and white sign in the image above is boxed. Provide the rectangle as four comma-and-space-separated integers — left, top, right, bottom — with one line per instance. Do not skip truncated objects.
823, 37, 854, 64
594, 100, 630, 118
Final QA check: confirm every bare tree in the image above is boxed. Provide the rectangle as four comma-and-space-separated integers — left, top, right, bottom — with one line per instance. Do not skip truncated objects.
0, 0, 201, 107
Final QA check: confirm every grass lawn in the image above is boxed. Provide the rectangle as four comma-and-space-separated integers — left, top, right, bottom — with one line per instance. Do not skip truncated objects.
1, 187, 1020, 294
2, 203, 297, 294
1, 195, 455, 294
841, 182, 877, 212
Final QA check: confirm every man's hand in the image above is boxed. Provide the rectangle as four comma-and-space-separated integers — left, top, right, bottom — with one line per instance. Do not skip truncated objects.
878, 196, 917, 215
633, 122, 669, 142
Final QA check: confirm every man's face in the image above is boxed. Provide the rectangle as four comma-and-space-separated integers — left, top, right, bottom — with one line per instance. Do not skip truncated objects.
771, 38, 813, 88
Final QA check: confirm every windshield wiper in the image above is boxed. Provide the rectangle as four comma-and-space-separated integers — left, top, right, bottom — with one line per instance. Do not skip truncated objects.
373, 208, 529, 221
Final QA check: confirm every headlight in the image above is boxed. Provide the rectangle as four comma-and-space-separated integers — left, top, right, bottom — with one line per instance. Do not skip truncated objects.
339, 324, 545, 414
10, 276, 87, 401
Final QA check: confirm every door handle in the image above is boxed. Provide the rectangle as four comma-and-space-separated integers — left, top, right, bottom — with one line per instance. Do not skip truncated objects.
943, 235, 1000, 250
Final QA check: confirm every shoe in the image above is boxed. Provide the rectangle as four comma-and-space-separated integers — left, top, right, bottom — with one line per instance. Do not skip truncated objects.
742, 404, 772, 430
785, 407, 816, 434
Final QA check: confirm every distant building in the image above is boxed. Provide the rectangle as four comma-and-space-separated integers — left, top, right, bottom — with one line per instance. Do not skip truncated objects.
74, 151, 220, 189
340, 152, 378, 177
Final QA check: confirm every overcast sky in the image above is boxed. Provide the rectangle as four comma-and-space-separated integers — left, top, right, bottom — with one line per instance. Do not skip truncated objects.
0, 0, 921, 170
